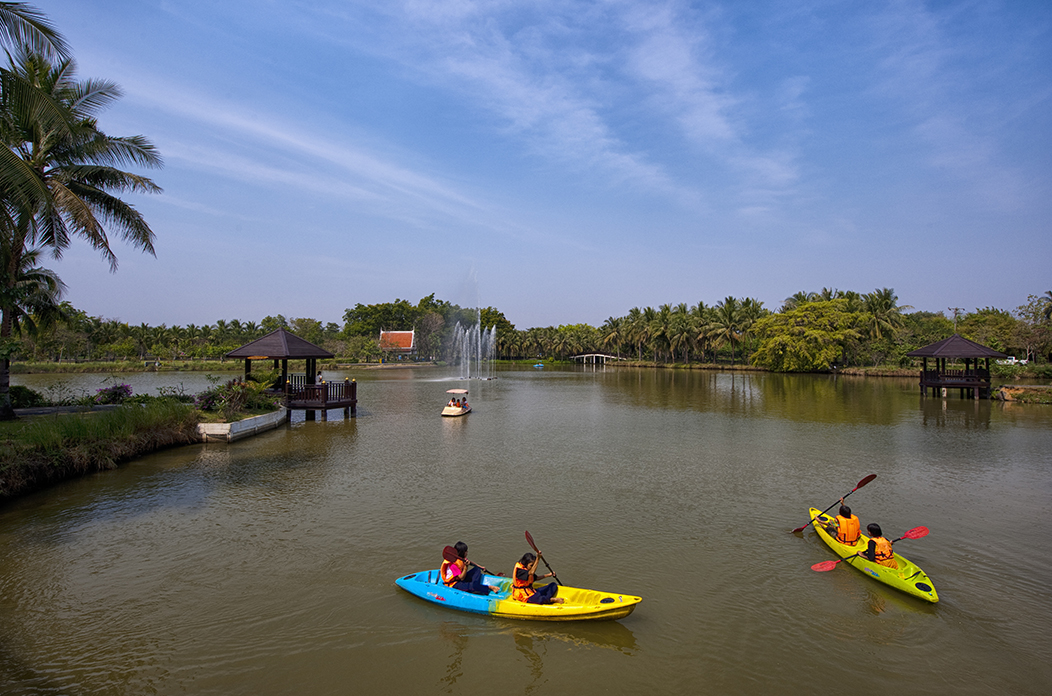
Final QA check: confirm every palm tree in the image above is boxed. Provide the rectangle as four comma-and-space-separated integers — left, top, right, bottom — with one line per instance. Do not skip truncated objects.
0, 4, 66, 58
863, 287, 911, 342
0, 3, 70, 209
737, 297, 767, 360
600, 316, 624, 358
709, 296, 742, 365
1041, 290, 1052, 323
780, 291, 814, 313
0, 243, 63, 415
0, 50, 161, 418
667, 304, 693, 363
691, 301, 712, 363
649, 304, 673, 363
625, 307, 644, 360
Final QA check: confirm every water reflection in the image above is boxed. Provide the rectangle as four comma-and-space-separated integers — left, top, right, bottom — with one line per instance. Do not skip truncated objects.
506, 621, 638, 655
4, 366, 1051, 695
438, 621, 469, 692
433, 619, 638, 695
919, 397, 991, 428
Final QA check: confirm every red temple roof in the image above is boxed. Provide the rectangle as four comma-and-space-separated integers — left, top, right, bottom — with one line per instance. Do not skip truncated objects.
379, 330, 415, 352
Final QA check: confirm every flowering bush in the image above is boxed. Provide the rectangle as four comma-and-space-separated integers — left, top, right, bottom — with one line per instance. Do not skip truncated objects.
95, 383, 133, 405
194, 389, 221, 411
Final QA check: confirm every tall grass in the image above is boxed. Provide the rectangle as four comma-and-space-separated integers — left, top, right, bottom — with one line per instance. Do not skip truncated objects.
0, 400, 201, 499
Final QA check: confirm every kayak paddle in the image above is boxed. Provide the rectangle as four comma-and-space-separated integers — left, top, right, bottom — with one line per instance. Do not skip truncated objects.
790, 474, 877, 533
441, 545, 503, 576
524, 530, 562, 585
810, 526, 930, 571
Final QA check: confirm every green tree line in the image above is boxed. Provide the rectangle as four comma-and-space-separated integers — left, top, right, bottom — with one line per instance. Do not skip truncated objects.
9, 289, 1052, 373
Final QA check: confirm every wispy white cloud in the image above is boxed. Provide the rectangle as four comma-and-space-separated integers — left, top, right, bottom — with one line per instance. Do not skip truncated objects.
112, 71, 539, 235
622, 2, 737, 145
617, 1, 804, 209
867, 0, 1028, 209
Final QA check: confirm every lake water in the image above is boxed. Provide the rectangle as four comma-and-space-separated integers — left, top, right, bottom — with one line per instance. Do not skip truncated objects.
2, 366, 1050, 695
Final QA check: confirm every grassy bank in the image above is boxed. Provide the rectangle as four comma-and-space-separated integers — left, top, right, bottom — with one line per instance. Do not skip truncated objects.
997, 386, 1052, 404
836, 366, 917, 377
9, 359, 243, 374
0, 401, 202, 500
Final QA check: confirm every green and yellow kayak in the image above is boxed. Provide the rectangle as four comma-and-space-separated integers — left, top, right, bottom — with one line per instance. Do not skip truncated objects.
396, 569, 642, 621
810, 507, 939, 603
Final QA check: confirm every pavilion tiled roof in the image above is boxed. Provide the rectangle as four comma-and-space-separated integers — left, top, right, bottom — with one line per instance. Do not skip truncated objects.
905, 334, 1007, 359
379, 330, 415, 351
226, 328, 334, 359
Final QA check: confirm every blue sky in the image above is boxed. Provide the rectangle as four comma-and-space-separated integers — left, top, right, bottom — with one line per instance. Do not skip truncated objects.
41, 0, 1052, 329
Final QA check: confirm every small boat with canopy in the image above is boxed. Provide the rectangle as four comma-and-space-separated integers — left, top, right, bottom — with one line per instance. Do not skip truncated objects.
441, 389, 471, 417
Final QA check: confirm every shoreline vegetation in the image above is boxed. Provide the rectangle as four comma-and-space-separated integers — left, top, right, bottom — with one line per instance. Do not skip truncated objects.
4, 357, 1050, 504
8, 357, 1047, 381
0, 400, 200, 500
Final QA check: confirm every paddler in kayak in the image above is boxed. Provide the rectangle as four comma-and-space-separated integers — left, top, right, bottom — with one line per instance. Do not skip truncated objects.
862, 523, 899, 570
512, 552, 564, 604
441, 542, 497, 595
823, 500, 862, 545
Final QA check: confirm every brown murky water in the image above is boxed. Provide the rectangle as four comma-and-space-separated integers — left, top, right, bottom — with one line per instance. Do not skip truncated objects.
2, 367, 1050, 694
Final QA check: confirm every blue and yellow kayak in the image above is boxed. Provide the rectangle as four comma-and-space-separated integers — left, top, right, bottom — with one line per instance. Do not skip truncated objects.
396, 569, 642, 621
810, 507, 939, 603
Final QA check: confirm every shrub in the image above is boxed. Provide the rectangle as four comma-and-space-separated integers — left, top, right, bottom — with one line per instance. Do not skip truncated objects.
194, 379, 280, 418
95, 383, 133, 405
9, 385, 46, 408
246, 369, 281, 390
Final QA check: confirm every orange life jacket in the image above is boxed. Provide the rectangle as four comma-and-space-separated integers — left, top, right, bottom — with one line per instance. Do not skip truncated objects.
871, 536, 899, 569
836, 514, 861, 544
512, 562, 536, 602
441, 558, 465, 586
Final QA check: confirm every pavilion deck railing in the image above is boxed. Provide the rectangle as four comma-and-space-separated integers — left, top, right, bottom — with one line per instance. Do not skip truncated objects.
283, 378, 357, 410
920, 368, 990, 385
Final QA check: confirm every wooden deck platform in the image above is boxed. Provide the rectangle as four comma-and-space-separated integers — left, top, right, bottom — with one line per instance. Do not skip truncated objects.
919, 369, 991, 399
284, 378, 357, 420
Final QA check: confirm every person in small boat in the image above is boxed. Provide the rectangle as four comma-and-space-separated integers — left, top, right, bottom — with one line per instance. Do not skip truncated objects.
441, 542, 495, 595
511, 552, 564, 604
824, 499, 861, 545
862, 523, 899, 570
461, 396, 469, 409
447, 397, 456, 407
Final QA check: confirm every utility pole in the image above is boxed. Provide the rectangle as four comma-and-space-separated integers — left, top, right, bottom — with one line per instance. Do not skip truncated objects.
948, 307, 964, 332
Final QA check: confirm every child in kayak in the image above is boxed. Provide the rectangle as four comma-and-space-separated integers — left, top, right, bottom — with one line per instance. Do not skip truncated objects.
862, 523, 899, 570
511, 552, 564, 604
441, 542, 496, 594
824, 500, 861, 545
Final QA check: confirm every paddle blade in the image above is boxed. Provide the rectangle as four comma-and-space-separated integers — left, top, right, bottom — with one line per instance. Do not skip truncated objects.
901, 526, 929, 540
811, 560, 841, 572
524, 530, 539, 553
854, 473, 877, 490
442, 545, 460, 563
790, 520, 814, 534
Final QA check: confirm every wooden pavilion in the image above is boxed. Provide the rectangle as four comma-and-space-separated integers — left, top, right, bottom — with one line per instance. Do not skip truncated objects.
226, 328, 356, 420
906, 334, 1006, 400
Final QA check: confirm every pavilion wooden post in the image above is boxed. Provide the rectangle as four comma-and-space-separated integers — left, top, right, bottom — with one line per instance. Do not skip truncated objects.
305, 358, 316, 421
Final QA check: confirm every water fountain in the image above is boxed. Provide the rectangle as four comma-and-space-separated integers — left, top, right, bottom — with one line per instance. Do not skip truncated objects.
449, 310, 497, 380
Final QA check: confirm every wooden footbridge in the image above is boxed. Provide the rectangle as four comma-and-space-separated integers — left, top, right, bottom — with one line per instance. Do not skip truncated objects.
570, 353, 627, 365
